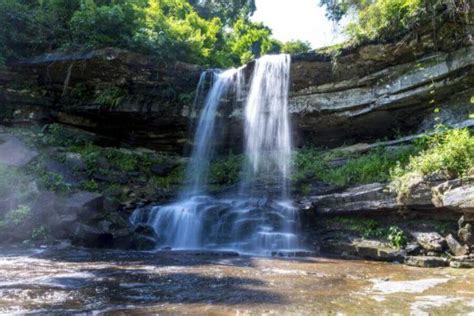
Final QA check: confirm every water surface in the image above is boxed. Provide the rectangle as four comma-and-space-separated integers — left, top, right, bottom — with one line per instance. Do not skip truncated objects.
1, 247, 473, 314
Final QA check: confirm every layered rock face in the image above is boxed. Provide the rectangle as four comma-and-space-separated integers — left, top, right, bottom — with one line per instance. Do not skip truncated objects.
290, 45, 474, 147
1, 48, 202, 152
1, 22, 472, 152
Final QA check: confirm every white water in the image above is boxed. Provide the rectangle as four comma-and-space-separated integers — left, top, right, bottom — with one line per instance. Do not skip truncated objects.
131, 54, 303, 255
182, 68, 242, 197
242, 54, 292, 197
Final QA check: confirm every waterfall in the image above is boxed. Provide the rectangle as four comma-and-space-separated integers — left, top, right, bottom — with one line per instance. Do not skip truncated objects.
183, 68, 242, 197
241, 54, 292, 197
131, 54, 303, 256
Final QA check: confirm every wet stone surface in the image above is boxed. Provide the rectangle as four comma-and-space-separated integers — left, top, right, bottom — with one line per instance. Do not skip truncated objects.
1, 247, 474, 314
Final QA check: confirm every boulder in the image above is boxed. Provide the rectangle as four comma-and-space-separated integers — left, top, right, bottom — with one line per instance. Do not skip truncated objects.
405, 256, 449, 268
432, 178, 474, 211
134, 223, 156, 238
0, 135, 38, 167
445, 234, 469, 257
72, 223, 113, 248
458, 216, 474, 247
64, 153, 87, 172
64, 191, 103, 213
353, 239, 405, 261
411, 232, 445, 252
131, 234, 156, 250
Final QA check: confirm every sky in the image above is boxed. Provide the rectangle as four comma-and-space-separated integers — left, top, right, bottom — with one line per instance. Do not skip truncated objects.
251, 0, 347, 49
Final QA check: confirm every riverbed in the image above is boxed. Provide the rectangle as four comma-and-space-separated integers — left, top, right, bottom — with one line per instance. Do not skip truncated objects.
0, 247, 473, 314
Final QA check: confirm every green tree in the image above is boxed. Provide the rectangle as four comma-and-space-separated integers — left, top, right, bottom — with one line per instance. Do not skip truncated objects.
281, 40, 312, 54
227, 17, 277, 64
190, 0, 256, 25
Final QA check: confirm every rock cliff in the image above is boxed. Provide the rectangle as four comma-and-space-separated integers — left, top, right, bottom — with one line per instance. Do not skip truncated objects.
1, 21, 472, 152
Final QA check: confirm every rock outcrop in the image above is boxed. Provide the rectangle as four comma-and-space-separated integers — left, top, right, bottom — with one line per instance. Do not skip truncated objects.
305, 176, 474, 215
1, 21, 472, 152
0, 134, 38, 167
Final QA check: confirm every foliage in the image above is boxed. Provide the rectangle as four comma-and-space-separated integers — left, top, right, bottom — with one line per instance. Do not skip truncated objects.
281, 40, 312, 54
81, 179, 99, 192
227, 17, 280, 64
293, 145, 418, 187
209, 154, 242, 185
43, 123, 92, 147
344, 0, 423, 42
95, 86, 125, 109
6, 205, 31, 225
190, 0, 256, 25
387, 226, 407, 248
327, 216, 407, 248
36, 170, 71, 193
320, 0, 470, 44
0, 0, 276, 67
391, 128, 474, 194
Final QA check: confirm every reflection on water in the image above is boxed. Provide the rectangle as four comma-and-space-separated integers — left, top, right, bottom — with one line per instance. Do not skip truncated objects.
0, 247, 473, 314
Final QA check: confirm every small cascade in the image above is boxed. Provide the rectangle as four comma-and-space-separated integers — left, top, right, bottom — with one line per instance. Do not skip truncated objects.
131, 54, 304, 256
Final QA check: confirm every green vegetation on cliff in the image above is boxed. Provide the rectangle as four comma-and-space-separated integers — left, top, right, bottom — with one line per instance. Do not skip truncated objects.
320, 0, 470, 44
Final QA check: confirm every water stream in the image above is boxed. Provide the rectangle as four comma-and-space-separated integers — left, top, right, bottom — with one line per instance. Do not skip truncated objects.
131, 54, 302, 255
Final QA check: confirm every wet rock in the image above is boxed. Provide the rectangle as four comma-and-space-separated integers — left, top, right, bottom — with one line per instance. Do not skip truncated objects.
411, 232, 445, 252
72, 223, 113, 248
445, 234, 469, 257
131, 234, 156, 250
151, 164, 174, 176
405, 256, 449, 268
43, 157, 84, 186
30, 191, 60, 223
0, 134, 38, 166
66, 191, 103, 212
134, 223, 156, 238
64, 152, 86, 171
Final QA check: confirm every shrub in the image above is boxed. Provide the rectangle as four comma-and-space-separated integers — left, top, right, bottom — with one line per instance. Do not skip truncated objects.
281, 40, 312, 54
6, 205, 31, 225
387, 226, 407, 248
293, 145, 418, 187
391, 128, 474, 191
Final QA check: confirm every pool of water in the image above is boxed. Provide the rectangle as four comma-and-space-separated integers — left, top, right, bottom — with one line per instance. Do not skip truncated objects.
0, 247, 473, 314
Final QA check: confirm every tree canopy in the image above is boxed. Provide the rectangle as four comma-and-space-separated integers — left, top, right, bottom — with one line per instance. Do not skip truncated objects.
0, 0, 310, 67
319, 0, 471, 43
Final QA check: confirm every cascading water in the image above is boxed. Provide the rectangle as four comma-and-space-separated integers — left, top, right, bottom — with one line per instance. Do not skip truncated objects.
131, 54, 303, 255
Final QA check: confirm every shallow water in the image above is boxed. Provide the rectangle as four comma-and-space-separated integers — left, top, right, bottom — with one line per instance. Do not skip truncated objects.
0, 247, 474, 315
